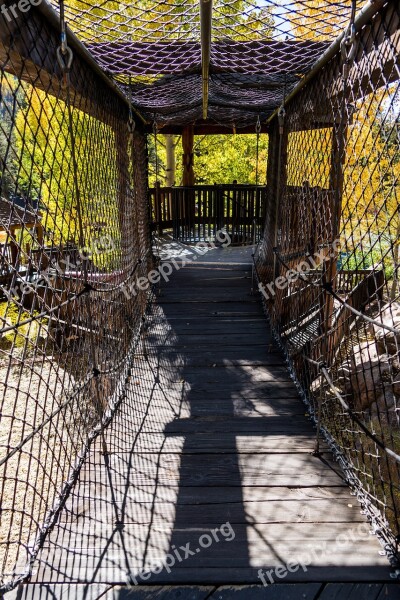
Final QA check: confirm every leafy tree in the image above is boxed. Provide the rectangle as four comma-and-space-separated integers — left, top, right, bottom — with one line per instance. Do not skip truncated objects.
14, 86, 122, 267
148, 133, 268, 186
0, 76, 22, 199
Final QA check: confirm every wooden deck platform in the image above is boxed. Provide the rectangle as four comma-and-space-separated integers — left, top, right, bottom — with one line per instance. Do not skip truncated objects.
9, 246, 395, 599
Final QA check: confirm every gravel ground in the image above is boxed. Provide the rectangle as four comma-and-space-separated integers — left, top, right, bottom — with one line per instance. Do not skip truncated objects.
0, 348, 79, 586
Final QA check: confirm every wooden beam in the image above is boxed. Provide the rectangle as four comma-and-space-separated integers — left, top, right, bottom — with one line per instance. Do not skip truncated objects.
200, 0, 212, 119
0, 2, 141, 128
182, 125, 195, 186
146, 123, 269, 135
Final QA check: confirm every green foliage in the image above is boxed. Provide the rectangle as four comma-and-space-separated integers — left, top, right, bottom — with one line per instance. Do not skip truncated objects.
12, 86, 123, 266
0, 301, 39, 352
341, 242, 396, 281
149, 133, 268, 186
194, 134, 268, 185
0, 76, 22, 198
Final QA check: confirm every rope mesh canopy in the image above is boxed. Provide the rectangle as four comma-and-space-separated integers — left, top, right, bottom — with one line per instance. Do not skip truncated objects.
47, 0, 364, 129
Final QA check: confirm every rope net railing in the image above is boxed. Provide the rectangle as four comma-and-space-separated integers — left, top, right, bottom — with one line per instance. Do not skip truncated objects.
255, 0, 400, 562
0, 0, 399, 591
0, 2, 152, 592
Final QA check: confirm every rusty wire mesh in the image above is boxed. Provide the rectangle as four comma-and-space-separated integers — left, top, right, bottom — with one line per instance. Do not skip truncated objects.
256, 0, 400, 561
0, 3, 152, 592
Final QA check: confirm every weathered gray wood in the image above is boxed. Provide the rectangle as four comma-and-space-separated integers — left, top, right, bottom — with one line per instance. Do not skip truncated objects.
78, 452, 346, 487
377, 584, 400, 599
58, 498, 364, 526
209, 584, 323, 599
133, 365, 296, 382
5, 584, 113, 600
33, 246, 390, 589
317, 583, 385, 600
105, 584, 323, 599
31, 566, 392, 586
100, 434, 327, 453
64, 486, 351, 511
39, 522, 385, 559
105, 586, 214, 599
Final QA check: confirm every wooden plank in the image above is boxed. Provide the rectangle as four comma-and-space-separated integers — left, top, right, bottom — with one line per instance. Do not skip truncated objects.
101, 420, 317, 439
208, 584, 323, 600
318, 583, 384, 600
139, 349, 285, 367
154, 305, 264, 317
377, 585, 400, 599
133, 365, 294, 382
99, 430, 324, 454
160, 417, 316, 435
58, 498, 364, 526
151, 397, 308, 418
145, 321, 269, 334
100, 434, 326, 454
63, 486, 351, 510
38, 522, 388, 564
5, 584, 114, 600
105, 586, 214, 600
145, 333, 272, 346
83, 452, 344, 487
31, 565, 392, 585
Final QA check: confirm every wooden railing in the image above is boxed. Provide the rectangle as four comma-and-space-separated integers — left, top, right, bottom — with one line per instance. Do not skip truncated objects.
149, 184, 267, 244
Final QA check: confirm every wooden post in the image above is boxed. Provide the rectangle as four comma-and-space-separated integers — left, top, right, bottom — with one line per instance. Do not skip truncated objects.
165, 134, 176, 187
182, 125, 195, 236
132, 130, 152, 274
115, 128, 132, 266
182, 125, 195, 187
321, 107, 348, 362
9, 235, 18, 270
154, 181, 162, 235
264, 119, 288, 285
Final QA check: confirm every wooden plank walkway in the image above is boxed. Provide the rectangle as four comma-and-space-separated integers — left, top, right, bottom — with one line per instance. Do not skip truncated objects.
11, 246, 394, 599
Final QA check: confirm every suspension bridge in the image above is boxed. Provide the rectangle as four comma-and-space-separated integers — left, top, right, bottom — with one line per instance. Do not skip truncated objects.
0, 0, 399, 598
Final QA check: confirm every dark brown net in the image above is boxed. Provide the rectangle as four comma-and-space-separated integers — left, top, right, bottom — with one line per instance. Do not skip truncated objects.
256, 0, 400, 562
1, 0, 400, 592
0, 2, 152, 591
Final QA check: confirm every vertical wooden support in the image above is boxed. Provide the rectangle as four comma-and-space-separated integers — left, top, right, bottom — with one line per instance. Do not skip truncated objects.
324, 116, 348, 355
165, 134, 176, 187
165, 134, 175, 225
182, 125, 195, 186
115, 127, 131, 265
132, 130, 152, 274
200, 0, 212, 120
154, 181, 162, 235
264, 119, 288, 285
182, 125, 195, 234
